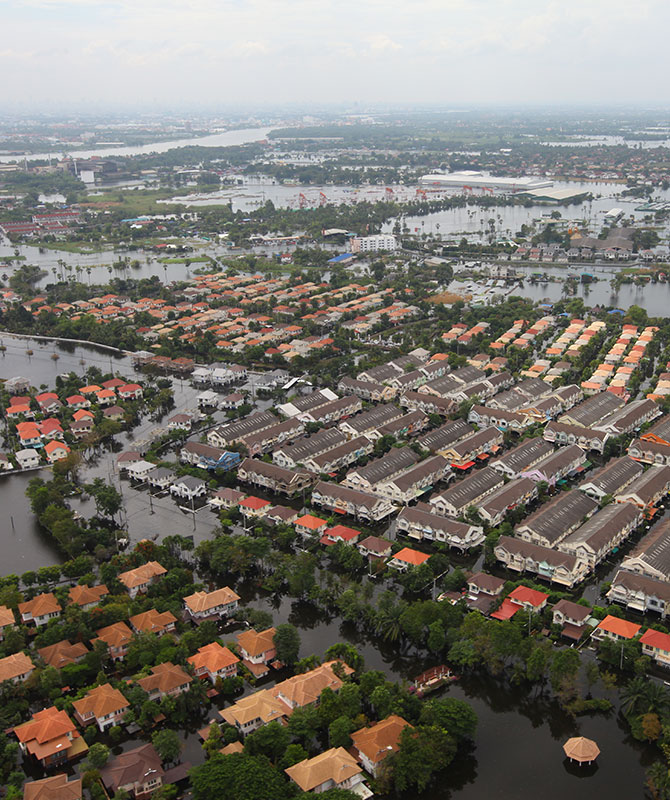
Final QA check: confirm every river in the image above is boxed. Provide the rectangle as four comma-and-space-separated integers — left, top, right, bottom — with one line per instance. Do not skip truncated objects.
0, 127, 272, 164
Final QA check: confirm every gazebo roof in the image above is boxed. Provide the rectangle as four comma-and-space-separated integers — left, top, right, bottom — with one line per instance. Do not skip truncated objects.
563, 736, 600, 762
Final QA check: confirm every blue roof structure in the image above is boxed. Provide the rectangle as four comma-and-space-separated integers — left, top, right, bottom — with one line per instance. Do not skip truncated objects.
328, 253, 354, 264
608, 308, 625, 315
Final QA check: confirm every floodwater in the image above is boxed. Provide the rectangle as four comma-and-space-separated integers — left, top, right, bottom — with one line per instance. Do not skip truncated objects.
0, 339, 658, 798
237, 590, 652, 800
0, 127, 272, 164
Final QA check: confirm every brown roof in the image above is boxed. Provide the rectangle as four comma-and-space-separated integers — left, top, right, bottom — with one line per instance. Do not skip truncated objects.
358, 535, 391, 554
184, 586, 240, 614
67, 584, 108, 607
128, 608, 177, 634
0, 651, 34, 682
37, 640, 88, 669
118, 561, 166, 590
237, 627, 277, 659
351, 714, 411, 764
94, 621, 133, 649
72, 683, 129, 720
23, 774, 82, 800
285, 747, 361, 792
100, 744, 164, 793
137, 662, 192, 695
18, 592, 61, 618
468, 572, 505, 593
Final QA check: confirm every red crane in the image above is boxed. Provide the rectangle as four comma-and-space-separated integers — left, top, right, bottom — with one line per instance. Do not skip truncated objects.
385, 187, 394, 198
319, 191, 327, 206
299, 193, 308, 209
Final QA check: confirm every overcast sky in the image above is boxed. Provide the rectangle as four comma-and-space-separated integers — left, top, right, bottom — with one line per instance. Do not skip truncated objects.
2, 0, 668, 112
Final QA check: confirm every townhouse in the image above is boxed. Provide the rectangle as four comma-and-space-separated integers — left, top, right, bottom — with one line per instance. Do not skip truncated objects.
516, 491, 599, 548
608, 569, 670, 618
208, 411, 277, 448
188, 642, 240, 683
396, 505, 484, 550
438, 427, 504, 468
137, 662, 192, 702
494, 536, 589, 588
558, 502, 643, 569
371, 409, 427, 440
579, 456, 644, 501
180, 441, 241, 471
628, 438, 670, 466
72, 684, 130, 732
311, 481, 397, 521
641, 415, 670, 448
615, 465, 670, 509
118, 561, 166, 598
428, 466, 504, 518
400, 391, 454, 417
620, 517, 670, 582
374, 455, 450, 504
183, 586, 240, 621
272, 428, 347, 470
467, 405, 535, 433
416, 419, 474, 454
301, 435, 374, 473
237, 457, 314, 496
240, 418, 305, 456
277, 389, 339, 418
298, 395, 362, 425
559, 391, 626, 428
337, 376, 397, 402
338, 404, 404, 438
490, 438, 554, 479
477, 477, 538, 526
522, 444, 586, 485
543, 420, 609, 453
594, 398, 661, 436
343, 447, 420, 494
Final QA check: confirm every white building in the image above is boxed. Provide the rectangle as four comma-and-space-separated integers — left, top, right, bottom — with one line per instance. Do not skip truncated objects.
350, 234, 398, 253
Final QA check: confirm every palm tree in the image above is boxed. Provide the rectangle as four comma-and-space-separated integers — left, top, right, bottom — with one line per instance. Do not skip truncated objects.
621, 675, 650, 715
375, 600, 406, 643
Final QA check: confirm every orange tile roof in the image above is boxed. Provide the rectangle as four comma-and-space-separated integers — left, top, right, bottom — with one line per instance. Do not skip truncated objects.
392, 547, 430, 566
188, 642, 239, 673
72, 683, 129, 720
640, 628, 670, 652
0, 651, 34, 682
597, 615, 641, 639
294, 514, 328, 530
351, 714, 411, 764
236, 627, 277, 659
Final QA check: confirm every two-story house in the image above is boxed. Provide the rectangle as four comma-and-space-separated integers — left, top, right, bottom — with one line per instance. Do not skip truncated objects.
72, 683, 130, 732
187, 642, 239, 684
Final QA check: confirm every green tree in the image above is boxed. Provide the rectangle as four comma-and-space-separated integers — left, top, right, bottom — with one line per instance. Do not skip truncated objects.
244, 721, 290, 762
152, 729, 181, 764
329, 715, 355, 748
419, 698, 477, 742
84, 742, 110, 771
273, 623, 301, 666
386, 725, 456, 793
190, 753, 292, 800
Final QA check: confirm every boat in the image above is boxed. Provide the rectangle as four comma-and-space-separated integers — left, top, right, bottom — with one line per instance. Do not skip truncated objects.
409, 665, 458, 697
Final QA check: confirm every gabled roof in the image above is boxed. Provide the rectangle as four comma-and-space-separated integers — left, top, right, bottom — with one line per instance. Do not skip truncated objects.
640, 628, 670, 652
390, 547, 430, 566
285, 747, 361, 792
118, 561, 166, 589
508, 585, 549, 607
184, 586, 240, 613
0, 651, 34, 682
18, 592, 61, 618
237, 627, 277, 658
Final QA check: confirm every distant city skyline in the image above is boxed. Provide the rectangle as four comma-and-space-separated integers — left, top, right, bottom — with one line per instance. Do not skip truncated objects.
2, 0, 669, 111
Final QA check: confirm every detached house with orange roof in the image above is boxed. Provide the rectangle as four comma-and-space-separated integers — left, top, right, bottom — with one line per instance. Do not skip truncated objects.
594, 615, 641, 642
14, 707, 87, 768
236, 627, 277, 677
640, 628, 670, 668
37, 640, 88, 669
137, 662, 192, 702
187, 642, 239, 684
0, 604, 15, 640
94, 621, 134, 661
65, 394, 90, 410
183, 586, 240, 621
387, 547, 431, 572
72, 683, 130, 732
129, 609, 177, 636
19, 592, 62, 627
0, 651, 35, 684
351, 715, 412, 778
44, 440, 71, 463
285, 747, 365, 795
117, 561, 166, 598
22, 774, 82, 800
68, 583, 108, 611
294, 514, 329, 537
118, 383, 143, 400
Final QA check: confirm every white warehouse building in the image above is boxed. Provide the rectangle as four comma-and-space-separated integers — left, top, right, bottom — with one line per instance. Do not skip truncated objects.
419, 170, 552, 192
